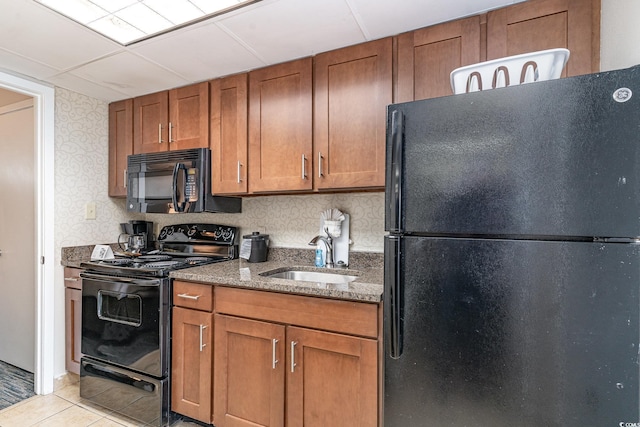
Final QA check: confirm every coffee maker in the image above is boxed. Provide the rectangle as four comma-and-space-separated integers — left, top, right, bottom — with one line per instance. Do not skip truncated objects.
119, 220, 155, 253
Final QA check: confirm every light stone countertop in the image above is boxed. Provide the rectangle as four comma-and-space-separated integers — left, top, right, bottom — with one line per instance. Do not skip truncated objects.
170, 249, 384, 303
62, 246, 384, 303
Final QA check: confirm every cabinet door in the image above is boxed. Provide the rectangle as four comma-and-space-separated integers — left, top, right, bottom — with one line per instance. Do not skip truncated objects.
108, 99, 133, 197
486, 0, 600, 76
64, 287, 82, 375
214, 314, 285, 427
169, 82, 209, 151
211, 74, 248, 195
249, 58, 313, 193
171, 307, 213, 423
287, 327, 378, 427
314, 38, 391, 190
396, 16, 481, 102
133, 91, 168, 154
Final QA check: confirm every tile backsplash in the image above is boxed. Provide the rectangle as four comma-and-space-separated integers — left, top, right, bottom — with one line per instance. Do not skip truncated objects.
146, 192, 386, 253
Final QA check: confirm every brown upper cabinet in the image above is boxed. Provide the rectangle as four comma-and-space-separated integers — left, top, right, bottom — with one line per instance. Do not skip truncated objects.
248, 58, 313, 193
314, 38, 392, 190
397, 0, 600, 102
486, 0, 600, 77
110, 0, 600, 195
108, 99, 133, 197
396, 16, 482, 103
133, 82, 209, 154
210, 73, 248, 195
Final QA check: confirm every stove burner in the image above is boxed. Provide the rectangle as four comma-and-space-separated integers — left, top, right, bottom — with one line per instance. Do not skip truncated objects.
185, 257, 213, 265
142, 260, 184, 269
136, 255, 172, 262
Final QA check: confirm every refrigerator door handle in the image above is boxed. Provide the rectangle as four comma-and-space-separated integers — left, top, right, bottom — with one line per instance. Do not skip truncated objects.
389, 109, 404, 233
385, 235, 403, 359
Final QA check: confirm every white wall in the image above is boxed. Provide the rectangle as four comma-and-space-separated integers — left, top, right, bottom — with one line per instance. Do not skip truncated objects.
600, 0, 640, 71
53, 88, 133, 376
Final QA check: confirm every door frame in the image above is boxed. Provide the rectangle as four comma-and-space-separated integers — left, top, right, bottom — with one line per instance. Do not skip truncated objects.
0, 71, 55, 395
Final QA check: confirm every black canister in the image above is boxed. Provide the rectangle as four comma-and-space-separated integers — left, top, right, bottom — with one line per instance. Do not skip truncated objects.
241, 231, 269, 262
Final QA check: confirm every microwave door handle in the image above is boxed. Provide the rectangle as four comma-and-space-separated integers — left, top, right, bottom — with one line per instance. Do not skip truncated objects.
172, 163, 187, 212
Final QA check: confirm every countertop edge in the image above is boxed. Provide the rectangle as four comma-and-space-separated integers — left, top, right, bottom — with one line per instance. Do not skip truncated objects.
170, 259, 383, 303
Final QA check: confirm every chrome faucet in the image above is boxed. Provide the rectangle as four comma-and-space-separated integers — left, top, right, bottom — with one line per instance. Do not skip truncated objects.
308, 232, 334, 268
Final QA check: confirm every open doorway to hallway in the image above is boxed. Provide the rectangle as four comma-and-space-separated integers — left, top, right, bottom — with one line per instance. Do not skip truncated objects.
0, 87, 36, 407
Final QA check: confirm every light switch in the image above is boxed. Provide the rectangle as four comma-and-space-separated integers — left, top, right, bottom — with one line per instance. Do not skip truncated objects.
85, 202, 96, 220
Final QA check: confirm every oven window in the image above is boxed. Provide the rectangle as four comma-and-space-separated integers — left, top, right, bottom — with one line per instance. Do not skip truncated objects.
97, 290, 143, 327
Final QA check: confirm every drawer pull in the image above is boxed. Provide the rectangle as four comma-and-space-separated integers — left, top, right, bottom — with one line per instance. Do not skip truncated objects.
64, 277, 79, 282
272, 339, 279, 369
177, 293, 200, 300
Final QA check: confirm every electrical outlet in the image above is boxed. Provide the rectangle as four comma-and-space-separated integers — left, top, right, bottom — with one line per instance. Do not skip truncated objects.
85, 202, 96, 220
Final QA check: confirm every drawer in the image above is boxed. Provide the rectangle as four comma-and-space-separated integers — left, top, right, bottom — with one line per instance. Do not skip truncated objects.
215, 286, 378, 338
64, 267, 83, 289
173, 280, 213, 312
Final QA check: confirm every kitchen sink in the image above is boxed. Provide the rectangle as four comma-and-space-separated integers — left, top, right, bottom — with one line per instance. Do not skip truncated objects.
260, 269, 357, 284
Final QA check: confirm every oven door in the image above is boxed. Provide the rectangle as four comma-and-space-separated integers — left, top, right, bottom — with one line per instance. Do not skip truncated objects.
80, 272, 170, 378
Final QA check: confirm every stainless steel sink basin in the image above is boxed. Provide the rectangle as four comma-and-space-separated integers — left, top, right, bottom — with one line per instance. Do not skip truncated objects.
261, 269, 357, 284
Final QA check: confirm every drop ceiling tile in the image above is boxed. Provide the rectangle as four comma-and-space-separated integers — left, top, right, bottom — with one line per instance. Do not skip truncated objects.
130, 21, 265, 82
348, 0, 523, 39
0, 0, 122, 70
68, 51, 190, 98
218, 0, 366, 64
0, 48, 61, 81
46, 72, 130, 101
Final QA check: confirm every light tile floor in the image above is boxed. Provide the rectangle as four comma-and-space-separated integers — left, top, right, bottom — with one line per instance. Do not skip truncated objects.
0, 379, 200, 427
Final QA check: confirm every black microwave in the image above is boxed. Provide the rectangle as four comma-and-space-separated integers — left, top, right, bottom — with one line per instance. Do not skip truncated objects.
126, 148, 241, 214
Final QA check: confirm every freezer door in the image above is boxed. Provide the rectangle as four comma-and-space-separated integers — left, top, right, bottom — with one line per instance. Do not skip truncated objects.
384, 236, 640, 427
386, 65, 640, 238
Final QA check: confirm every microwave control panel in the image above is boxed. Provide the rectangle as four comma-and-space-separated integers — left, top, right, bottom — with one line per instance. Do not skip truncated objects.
186, 168, 198, 202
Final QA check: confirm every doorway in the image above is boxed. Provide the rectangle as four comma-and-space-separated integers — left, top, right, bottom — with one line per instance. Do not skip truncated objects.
0, 91, 35, 372
0, 72, 55, 395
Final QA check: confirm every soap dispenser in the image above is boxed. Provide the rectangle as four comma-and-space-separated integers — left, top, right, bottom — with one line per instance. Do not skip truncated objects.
314, 247, 324, 267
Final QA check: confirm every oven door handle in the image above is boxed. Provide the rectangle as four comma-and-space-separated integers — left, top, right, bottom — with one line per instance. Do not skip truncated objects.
80, 272, 162, 287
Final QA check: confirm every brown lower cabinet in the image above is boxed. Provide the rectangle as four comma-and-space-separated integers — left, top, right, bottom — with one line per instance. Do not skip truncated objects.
214, 315, 377, 427
171, 281, 214, 423
64, 267, 83, 375
170, 283, 380, 426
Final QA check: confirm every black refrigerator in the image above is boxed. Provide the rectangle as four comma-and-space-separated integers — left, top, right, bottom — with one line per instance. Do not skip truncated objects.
384, 65, 640, 427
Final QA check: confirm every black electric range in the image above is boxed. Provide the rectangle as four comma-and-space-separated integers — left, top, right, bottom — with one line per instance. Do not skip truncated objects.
81, 223, 238, 277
